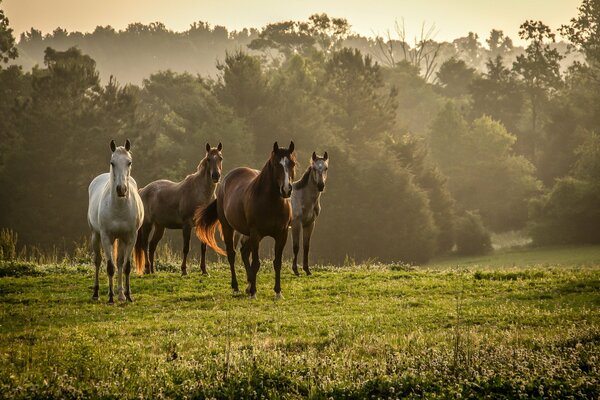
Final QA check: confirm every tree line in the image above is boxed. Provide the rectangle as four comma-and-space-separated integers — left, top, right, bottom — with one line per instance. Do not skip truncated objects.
1, 1, 599, 264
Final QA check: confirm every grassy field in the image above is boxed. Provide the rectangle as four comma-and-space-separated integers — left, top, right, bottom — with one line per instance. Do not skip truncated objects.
1, 246, 599, 399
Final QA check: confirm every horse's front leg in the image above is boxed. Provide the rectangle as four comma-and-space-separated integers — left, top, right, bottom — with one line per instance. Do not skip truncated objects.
117, 239, 126, 301
91, 231, 101, 300
291, 219, 301, 276
181, 224, 191, 276
273, 230, 288, 299
100, 235, 116, 304
302, 221, 315, 276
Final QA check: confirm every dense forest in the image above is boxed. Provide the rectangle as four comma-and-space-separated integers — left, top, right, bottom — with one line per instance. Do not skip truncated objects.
1, 1, 600, 264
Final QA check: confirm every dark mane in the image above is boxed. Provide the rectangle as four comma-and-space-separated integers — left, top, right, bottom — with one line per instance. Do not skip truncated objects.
293, 166, 312, 190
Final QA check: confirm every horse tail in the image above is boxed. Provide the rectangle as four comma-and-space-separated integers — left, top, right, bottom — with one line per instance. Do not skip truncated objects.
194, 200, 226, 256
133, 224, 147, 275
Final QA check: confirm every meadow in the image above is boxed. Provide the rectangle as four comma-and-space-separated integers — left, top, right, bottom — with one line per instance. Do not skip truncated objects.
1, 246, 599, 399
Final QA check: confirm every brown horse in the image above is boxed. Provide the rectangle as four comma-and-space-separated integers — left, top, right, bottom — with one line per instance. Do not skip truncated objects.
195, 141, 296, 299
134, 143, 222, 275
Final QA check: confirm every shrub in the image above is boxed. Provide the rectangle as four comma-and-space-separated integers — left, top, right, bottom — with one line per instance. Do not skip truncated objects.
0, 228, 17, 261
455, 210, 492, 255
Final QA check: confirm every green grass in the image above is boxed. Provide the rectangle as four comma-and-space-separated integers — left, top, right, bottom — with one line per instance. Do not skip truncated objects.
1, 247, 600, 399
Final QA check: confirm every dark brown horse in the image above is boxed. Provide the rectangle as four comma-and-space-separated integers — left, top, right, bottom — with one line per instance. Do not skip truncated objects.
195, 141, 296, 299
134, 143, 222, 275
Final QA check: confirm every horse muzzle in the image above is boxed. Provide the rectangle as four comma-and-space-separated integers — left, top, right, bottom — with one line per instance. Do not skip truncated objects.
317, 183, 325, 192
280, 186, 293, 198
211, 173, 221, 183
116, 185, 128, 197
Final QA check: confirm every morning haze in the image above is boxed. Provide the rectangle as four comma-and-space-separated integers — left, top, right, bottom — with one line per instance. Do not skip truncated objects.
5, 0, 579, 45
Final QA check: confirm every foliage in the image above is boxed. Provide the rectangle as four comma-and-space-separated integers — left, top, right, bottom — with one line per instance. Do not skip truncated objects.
429, 104, 541, 231
436, 57, 476, 97
455, 210, 492, 255
512, 20, 564, 159
390, 134, 456, 254
0, 0, 17, 65
529, 133, 600, 245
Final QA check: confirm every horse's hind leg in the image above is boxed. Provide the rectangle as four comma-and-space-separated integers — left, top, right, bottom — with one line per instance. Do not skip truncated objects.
302, 221, 315, 276
117, 239, 126, 301
148, 225, 165, 274
91, 231, 101, 300
291, 219, 301, 276
273, 230, 288, 299
181, 224, 191, 276
247, 233, 261, 299
240, 236, 251, 281
100, 234, 116, 304
138, 222, 152, 275
221, 222, 239, 293
199, 242, 208, 275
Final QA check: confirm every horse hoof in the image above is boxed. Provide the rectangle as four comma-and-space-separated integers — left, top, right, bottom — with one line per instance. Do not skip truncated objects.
292, 269, 300, 276
118, 294, 126, 302
275, 292, 284, 300
249, 293, 257, 300
305, 270, 312, 276
201, 271, 209, 276
91, 296, 99, 301
126, 295, 133, 303
181, 270, 188, 276
107, 298, 114, 305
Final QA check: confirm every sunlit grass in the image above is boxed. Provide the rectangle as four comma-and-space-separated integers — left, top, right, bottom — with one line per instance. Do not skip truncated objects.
1, 247, 599, 398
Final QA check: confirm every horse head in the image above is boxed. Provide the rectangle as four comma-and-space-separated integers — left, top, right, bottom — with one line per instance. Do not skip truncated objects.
271, 141, 296, 198
204, 142, 223, 183
109, 139, 132, 198
311, 151, 329, 192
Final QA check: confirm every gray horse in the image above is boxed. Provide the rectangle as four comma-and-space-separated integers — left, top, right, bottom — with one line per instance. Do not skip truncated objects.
291, 151, 328, 276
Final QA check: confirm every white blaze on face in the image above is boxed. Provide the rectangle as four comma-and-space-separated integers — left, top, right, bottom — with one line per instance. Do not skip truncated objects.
280, 157, 290, 191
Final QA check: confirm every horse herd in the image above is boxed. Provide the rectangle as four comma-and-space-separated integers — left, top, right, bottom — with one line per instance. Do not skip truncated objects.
87, 139, 329, 303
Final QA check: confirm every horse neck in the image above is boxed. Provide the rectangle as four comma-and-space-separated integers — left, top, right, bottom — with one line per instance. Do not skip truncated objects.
186, 160, 213, 190
253, 160, 280, 197
302, 169, 321, 203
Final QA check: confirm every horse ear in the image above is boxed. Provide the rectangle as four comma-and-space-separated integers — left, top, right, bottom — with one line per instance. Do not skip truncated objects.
110, 140, 116, 152
289, 141, 295, 153
273, 142, 279, 152
312, 151, 317, 161
206, 143, 211, 152
125, 139, 131, 151
217, 142, 222, 151
323, 151, 328, 161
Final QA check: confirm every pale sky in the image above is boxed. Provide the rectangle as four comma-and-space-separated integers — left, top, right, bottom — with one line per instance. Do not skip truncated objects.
3, 0, 581, 45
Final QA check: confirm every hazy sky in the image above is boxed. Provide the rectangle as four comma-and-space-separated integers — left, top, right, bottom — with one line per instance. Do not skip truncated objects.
4, 0, 581, 45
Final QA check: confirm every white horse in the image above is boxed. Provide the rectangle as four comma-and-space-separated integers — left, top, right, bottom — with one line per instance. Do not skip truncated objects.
87, 139, 144, 303
291, 151, 328, 276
